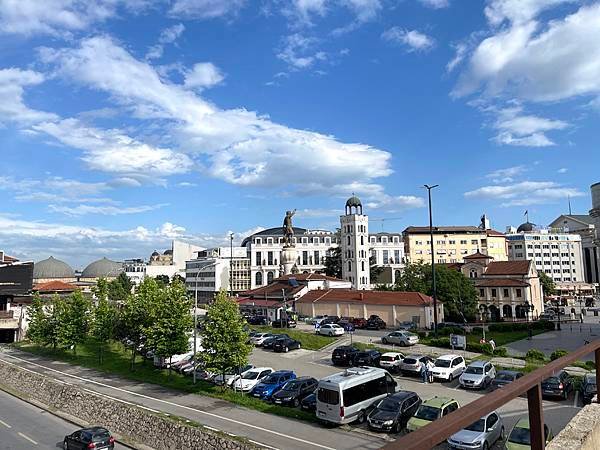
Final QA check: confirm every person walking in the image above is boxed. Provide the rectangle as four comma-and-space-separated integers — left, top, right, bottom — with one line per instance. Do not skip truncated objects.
426, 359, 435, 383
420, 361, 428, 383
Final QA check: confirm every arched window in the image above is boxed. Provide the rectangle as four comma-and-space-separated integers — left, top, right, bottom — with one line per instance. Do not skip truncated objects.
348, 261, 352, 272
360, 236, 364, 245
267, 271, 274, 284
470, 269, 478, 278
256, 272, 263, 286
347, 235, 351, 245
361, 261, 365, 271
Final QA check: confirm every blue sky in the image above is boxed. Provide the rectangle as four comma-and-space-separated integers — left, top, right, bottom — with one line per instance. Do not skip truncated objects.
0, 0, 599, 267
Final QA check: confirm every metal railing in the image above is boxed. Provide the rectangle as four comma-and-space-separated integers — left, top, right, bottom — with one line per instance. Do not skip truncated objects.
383, 339, 600, 450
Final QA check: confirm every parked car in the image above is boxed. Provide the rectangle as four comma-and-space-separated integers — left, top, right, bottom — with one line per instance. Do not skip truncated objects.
337, 318, 356, 332
232, 367, 274, 392
331, 345, 360, 366
353, 350, 381, 367
172, 354, 194, 372
251, 333, 274, 346
271, 318, 297, 328
262, 334, 290, 349
539, 312, 556, 321
247, 315, 268, 325
273, 337, 301, 352
506, 417, 553, 450
491, 370, 524, 390
581, 373, 597, 404
459, 360, 496, 390
352, 317, 368, 329
382, 330, 419, 347
397, 321, 417, 331
250, 370, 296, 400
301, 391, 317, 412
63, 427, 115, 450
212, 364, 254, 386
367, 391, 422, 433
378, 352, 405, 373
447, 411, 505, 450
317, 323, 345, 336
431, 355, 466, 382
541, 370, 573, 400
400, 355, 434, 377
271, 376, 318, 407
366, 315, 387, 330
406, 397, 460, 432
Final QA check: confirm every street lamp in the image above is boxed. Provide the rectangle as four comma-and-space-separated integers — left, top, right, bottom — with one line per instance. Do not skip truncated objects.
525, 301, 534, 340
424, 184, 439, 338
479, 304, 487, 342
229, 232, 234, 298
193, 262, 200, 384
555, 297, 562, 331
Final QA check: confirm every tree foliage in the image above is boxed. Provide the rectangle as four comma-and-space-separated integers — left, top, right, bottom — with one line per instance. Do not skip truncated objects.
324, 246, 342, 279
57, 291, 90, 355
538, 271, 556, 298
26, 293, 47, 346
201, 291, 252, 384
91, 290, 116, 364
108, 272, 133, 303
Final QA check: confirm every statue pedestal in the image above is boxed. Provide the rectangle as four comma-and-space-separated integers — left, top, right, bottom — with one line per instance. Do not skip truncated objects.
281, 246, 298, 275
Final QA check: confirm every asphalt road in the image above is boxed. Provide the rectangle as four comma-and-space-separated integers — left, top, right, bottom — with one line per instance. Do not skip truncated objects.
0, 389, 127, 450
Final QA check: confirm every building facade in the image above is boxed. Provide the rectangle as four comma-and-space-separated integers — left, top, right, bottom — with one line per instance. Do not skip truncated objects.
340, 196, 370, 290
0, 260, 33, 343
403, 224, 508, 264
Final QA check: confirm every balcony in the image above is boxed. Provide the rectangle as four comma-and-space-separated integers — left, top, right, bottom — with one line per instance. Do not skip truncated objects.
0, 310, 14, 319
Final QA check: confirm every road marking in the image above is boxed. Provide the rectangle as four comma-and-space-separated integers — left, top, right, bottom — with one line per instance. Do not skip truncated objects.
1, 354, 336, 450
18, 432, 38, 445
0, 419, 11, 428
249, 439, 280, 450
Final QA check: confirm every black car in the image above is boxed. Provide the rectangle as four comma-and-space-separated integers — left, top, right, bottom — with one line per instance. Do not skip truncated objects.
271, 376, 318, 407
262, 334, 290, 349
247, 315, 268, 325
271, 318, 297, 328
367, 391, 422, 433
491, 370, 524, 390
353, 349, 381, 367
273, 337, 301, 352
366, 315, 387, 330
64, 427, 114, 450
321, 316, 340, 325
541, 370, 574, 399
331, 345, 360, 366
581, 373, 597, 404
300, 391, 317, 412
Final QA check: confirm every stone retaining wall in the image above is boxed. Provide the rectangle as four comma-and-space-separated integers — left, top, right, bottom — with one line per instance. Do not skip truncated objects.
0, 359, 256, 450
547, 401, 600, 450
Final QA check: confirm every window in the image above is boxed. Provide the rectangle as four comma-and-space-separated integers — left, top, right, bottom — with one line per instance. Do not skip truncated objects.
460, 240, 468, 245
383, 250, 389, 264
516, 289, 522, 298
256, 251, 262, 266
318, 388, 339, 405
302, 251, 308, 265
471, 240, 478, 245
348, 261, 352, 272
479, 289, 485, 297
342, 376, 389, 407
361, 261, 365, 271
491, 288, 497, 298
370, 237, 376, 243
267, 238, 273, 245
314, 251, 320, 265
347, 235, 351, 245
267, 271, 274, 283
516, 253, 523, 258
503, 289, 509, 298
267, 251, 273, 265
255, 272, 263, 286
394, 250, 400, 263
360, 236, 364, 245
437, 240, 445, 245
469, 269, 478, 279
487, 413, 499, 429
448, 240, 456, 245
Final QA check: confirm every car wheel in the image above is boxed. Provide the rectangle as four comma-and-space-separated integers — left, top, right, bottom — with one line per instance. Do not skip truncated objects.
399, 341, 406, 347
357, 410, 366, 424
382, 338, 388, 345
285, 346, 289, 353
448, 374, 453, 382
500, 427, 505, 441
63, 441, 69, 450
563, 390, 568, 400
483, 442, 489, 450
293, 398, 300, 407
393, 422, 402, 433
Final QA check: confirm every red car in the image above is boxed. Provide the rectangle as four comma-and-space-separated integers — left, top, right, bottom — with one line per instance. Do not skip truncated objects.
352, 317, 368, 328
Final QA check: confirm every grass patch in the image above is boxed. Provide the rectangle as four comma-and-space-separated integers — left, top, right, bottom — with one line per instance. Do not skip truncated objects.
14, 339, 316, 423
251, 326, 338, 350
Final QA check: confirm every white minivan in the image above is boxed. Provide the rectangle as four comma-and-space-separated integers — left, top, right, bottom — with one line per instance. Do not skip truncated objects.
316, 367, 397, 425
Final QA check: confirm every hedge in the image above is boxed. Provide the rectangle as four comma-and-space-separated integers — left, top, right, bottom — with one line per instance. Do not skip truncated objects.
550, 349, 569, 361
425, 337, 507, 356
488, 321, 554, 333
525, 349, 546, 361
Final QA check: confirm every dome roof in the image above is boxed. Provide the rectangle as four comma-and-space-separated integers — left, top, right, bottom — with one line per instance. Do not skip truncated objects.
517, 222, 535, 233
163, 249, 173, 255
151, 250, 160, 257
81, 257, 123, 279
34, 256, 75, 279
345, 195, 362, 208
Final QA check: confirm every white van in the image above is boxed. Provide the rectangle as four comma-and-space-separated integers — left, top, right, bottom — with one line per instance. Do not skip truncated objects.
316, 367, 397, 425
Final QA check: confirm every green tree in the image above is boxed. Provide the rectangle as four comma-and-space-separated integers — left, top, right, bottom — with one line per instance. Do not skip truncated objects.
121, 277, 159, 370
538, 271, 556, 298
154, 274, 171, 287
26, 293, 47, 345
146, 279, 193, 377
57, 291, 90, 355
394, 262, 429, 293
108, 272, 133, 303
45, 295, 63, 350
201, 290, 252, 388
324, 246, 342, 279
93, 277, 109, 301
91, 293, 116, 364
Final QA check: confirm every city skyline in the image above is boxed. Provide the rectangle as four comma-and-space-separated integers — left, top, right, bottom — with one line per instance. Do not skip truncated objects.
1, 1, 599, 265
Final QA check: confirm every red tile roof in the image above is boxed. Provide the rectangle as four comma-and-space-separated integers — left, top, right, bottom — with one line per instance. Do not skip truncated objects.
464, 252, 493, 260
237, 298, 282, 308
298, 289, 435, 306
484, 260, 532, 276
33, 280, 78, 292
473, 279, 529, 287
275, 273, 344, 282
241, 281, 305, 298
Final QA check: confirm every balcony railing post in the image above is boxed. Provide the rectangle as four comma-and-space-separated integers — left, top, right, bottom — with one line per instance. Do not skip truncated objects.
527, 383, 545, 450
596, 348, 600, 403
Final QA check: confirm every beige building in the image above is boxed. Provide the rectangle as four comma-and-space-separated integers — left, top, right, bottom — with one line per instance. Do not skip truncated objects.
456, 253, 543, 321
296, 289, 443, 329
403, 226, 508, 265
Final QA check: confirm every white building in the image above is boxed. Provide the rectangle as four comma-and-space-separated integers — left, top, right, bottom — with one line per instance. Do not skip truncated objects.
341, 196, 370, 290
185, 247, 250, 302
369, 232, 405, 285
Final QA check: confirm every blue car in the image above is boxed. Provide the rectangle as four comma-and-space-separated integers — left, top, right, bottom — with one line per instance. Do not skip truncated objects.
249, 370, 296, 400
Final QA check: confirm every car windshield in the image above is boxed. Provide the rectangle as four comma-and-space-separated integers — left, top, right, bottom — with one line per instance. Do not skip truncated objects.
415, 405, 440, 421
508, 427, 531, 445
242, 371, 259, 380
543, 377, 559, 385
318, 388, 339, 405
496, 373, 515, 382
465, 419, 485, 432
465, 367, 484, 375
435, 359, 451, 368
376, 398, 401, 412
92, 430, 110, 442
263, 375, 282, 384
403, 358, 417, 365
282, 380, 302, 391
356, 352, 370, 358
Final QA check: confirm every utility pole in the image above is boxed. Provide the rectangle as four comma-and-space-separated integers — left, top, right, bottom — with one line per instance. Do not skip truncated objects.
193, 262, 200, 384
229, 232, 234, 298
425, 184, 439, 338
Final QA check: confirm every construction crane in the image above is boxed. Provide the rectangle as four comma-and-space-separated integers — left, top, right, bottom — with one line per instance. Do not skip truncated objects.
369, 217, 403, 232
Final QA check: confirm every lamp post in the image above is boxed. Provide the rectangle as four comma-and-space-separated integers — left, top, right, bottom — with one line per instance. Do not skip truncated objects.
281, 288, 286, 328
525, 301, 533, 340
479, 304, 487, 342
193, 263, 200, 384
424, 184, 439, 338
229, 232, 234, 298
556, 297, 562, 331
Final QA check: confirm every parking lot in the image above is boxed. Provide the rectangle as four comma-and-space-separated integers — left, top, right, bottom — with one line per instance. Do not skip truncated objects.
248, 334, 584, 449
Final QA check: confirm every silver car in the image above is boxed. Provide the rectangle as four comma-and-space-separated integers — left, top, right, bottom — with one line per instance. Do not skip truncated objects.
399, 354, 434, 376
447, 410, 504, 450
382, 330, 419, 347
459, 360, 496, 390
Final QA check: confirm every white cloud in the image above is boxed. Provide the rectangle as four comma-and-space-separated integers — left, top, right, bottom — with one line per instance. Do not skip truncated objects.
464, 180, 584, 206
366, 195, 426, 211
169, 0, 247, 19
0, 175, 111, 203
485, 165, 527, 183
277, 33, 327, 69
295, 208, 344, 218
48, 203, 167, 216
557, 167, 568, 173
282, 0, 329, 26
340, 0, 382, 23
419, 0, 450, 9
184, 62, 225, 89
492, 107, 568, 147
0, 68, 58, 123
455, 2, 600, 102
446, 42, 468, 72
381, 27, 435, 52
146, 23, 185, 60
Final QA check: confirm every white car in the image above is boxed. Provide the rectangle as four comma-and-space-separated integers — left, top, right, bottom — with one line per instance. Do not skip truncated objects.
317, 324, 344, 336
378, 352, 405, 372
431, 354, 466, 382
232, 367, 274, 392
213, 364, 255, 386
251, 333, 274, 346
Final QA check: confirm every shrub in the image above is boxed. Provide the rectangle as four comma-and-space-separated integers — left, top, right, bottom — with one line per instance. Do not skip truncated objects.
493, 347, 508, 357
550, 349, 569, 361
467, 342, 494, 355
437, 327, 464, 337
427, 337, 451, 348
525, 349, 546, 361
